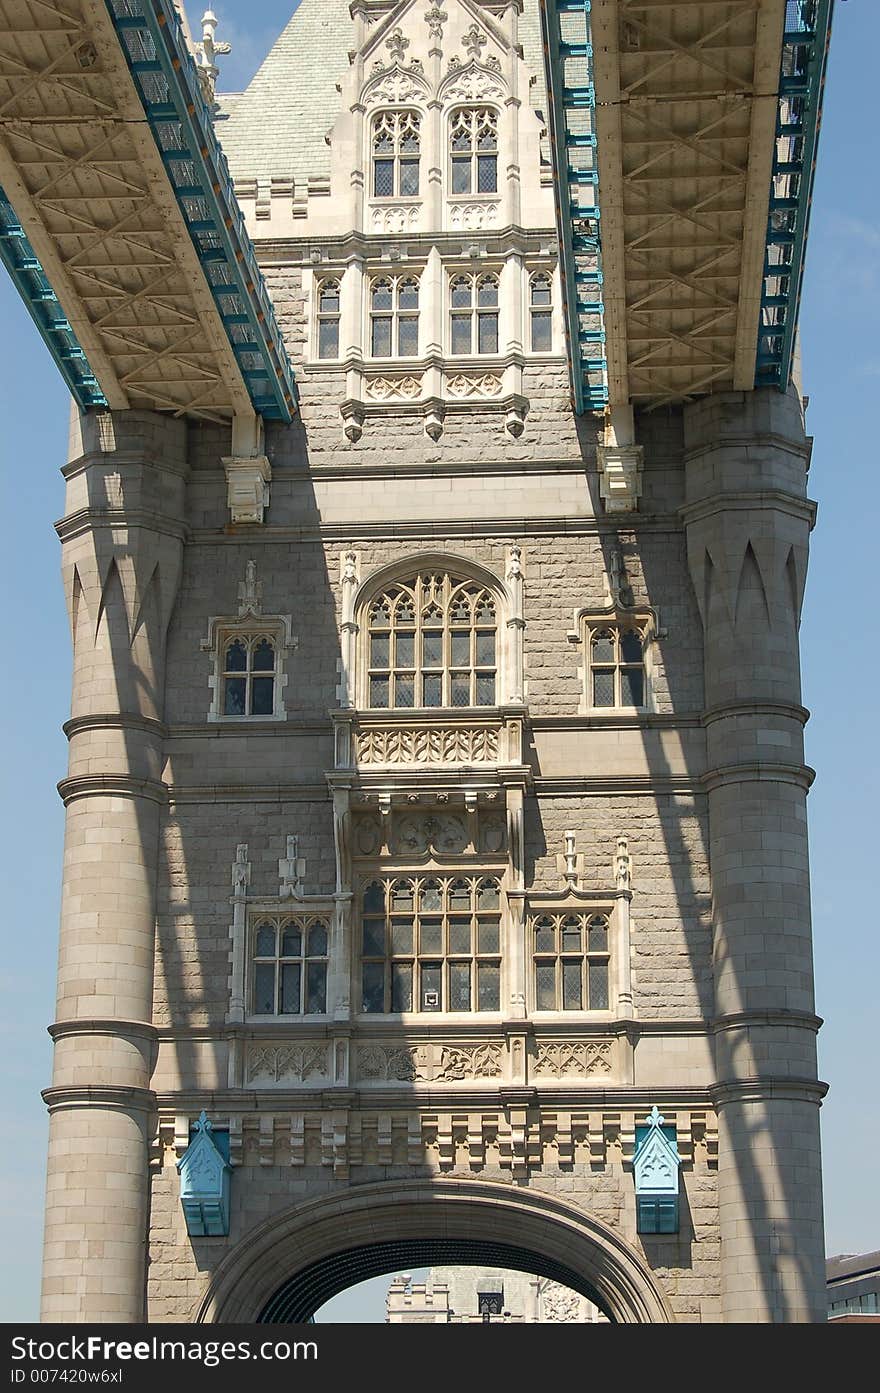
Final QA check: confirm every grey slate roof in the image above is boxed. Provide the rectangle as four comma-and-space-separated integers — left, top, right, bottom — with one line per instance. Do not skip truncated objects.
216, 0, 549, 186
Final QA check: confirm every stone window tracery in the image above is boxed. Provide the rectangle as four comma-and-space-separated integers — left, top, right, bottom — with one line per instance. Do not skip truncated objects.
588, 621, 649, 708
370, 274, 420, 357
251, 914, 329, 1016
531, 911, 611, 1011
372, 109, 421, 198
450, 272, 499, 355
316, 278, 341, 359
360, 874, 502, 1013
449, 107, 498, 195
529, 272, 553, 352
365, 573, 497, 709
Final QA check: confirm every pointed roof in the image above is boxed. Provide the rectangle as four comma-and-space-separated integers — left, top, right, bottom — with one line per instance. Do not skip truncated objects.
216, 0, 549, 186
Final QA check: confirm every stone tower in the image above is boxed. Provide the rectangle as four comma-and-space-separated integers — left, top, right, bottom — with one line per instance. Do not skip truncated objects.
40, 0, 826, 1324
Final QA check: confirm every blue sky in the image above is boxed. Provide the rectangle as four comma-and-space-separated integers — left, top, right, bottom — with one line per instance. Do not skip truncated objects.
1, 1, 878, 1324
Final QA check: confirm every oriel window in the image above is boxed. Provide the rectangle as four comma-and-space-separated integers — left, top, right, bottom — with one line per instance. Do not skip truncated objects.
316, 278, 341, 359
450, 273, 499, 355
450, 108, 498, 195
529, 272, 553, 351
370, 275, 420, 357
372, 110, 421, 198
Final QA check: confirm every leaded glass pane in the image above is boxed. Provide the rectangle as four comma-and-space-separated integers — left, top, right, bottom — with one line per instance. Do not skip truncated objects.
371, 316, 392, 356
451, 631, 470, 666
589, 961, 609, 1009
396, 596, 416, 622
320, 284, 340, 314
420, 918, 442, 955
396, 632, 415, 667
392, 882, 414, 910
318, 318, 338, 358
422, 631, 442, 666
478, 312, 498, 354
475, 596, 495, 623
363, 881, 384, 914
223, 677, 246, 716
225, 639, 247, 671
449, 961, 471, 1011
588, 918, 608, 952
531, 310, 552, 351
448, 920, 471, 955
420, 882, 441, 911
372, 281, 393, 310
371, 634, 390, 669
450, 672, 470, 706
395, 674, 415, 707
534, 919, 555, 953
452, 156, 471, 193
562, 960, 583, 1010
362, 919, 385, 957
451, 277, 473, 309
255, 923, 275, 957
621, 630, 643, 663
477, 918, 499, 954
593, 669, 615, 707
391, 962, 412, 1012
536, 961, 556, 1010
254, 962, 275, 1014
478, 962, 500, 1011
308, 923, 328, 957
280, 962, 302, 1014
423, 673, 442, 706
592, 632, 614, 663
421, 963, 442, 1010
398, 280, 419, 311
477, 881, 499, 910
531, 276, 552, 307
478, 277, 499, 307
251, 676, 274, 715
449, 880, 470, 909
281, 925, 302, 957
477, 154, 497, 192
398, 316, 419, 357
400, 159, 419, 196
370, 675, 389, 707
362, 962, 385, 1012
562, 918, 581, 951
476, 632, 495, 665
252, 638, 274, 670
306, 961, 326, 1014
451, 314, 471, 354
391, 917, 413, 955
622, 668, 644, 706
450, 596, 471, 622
373, 159, 394, 196
476, 673, 495, 705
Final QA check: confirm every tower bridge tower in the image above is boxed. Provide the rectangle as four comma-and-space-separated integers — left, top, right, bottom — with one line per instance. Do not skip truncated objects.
0, 0, 832, 1323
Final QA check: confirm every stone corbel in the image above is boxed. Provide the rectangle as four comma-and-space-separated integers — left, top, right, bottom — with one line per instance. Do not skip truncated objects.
596, 444, 643, 513
340, 399, 364, 443
223, 454, 272, 524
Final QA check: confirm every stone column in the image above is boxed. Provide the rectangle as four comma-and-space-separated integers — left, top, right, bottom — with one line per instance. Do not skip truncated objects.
682, 388, 826, 1322
41, 409, 188, 1321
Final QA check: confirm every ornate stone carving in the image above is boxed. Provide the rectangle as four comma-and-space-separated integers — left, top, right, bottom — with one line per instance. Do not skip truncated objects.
478, 811, 507, 855
463, 23, 487, 60
357, 1045, 427, 1082
447, 200, 500, 232
354, 814, 383, 857
237, 559, 263, 617
534, 1040, 613, 1078
363, 66, 430, 107
364, 374, 422, 400
371, 204, 421, 234
446, 371, 502, 396
540, 1282, 582, 1322
395, 813, 468, 856
386, 27, 409, 62
615, 835, 632, 890
441, 61, 505, 103
247, 1044, 330, 1083
425, 5, 447, 40
355, 724, 500, 765
435, 1043, 503, 1081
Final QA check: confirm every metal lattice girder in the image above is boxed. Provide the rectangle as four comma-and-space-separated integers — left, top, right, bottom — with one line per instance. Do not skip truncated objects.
0, 0, 296, 422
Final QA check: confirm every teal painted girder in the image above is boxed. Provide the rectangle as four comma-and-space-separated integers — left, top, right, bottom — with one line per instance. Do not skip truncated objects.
106, 0, 297, 422
756, 0, 834, 390
0, 188, 108, 410
540, 0, 607, 415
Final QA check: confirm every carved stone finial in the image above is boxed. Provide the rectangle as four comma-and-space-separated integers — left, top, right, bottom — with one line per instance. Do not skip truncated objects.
279, 834, 305, 898
386, 26, 409, 62
608, 546, 634, 609
507, 546, 523, 580
232, 843, 250, 894
564, 829, 578, 885
342, 549, 358, 585
615, 835, 631, 891
463, 22, 488, 60
194, 9, 231, 107
237, 559, 263, 617
425, 5, 447, 41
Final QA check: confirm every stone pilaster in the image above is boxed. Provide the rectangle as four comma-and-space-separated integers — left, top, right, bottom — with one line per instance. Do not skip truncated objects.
41, 409, 188, 1321
682, 387, 825, 1322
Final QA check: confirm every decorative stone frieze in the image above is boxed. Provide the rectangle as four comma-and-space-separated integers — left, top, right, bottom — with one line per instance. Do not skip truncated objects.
533, 1039, 613, 1079
445, 372, 502, 397
355, 722, 500, 765
246, 1044, 331, 1084
447, 200, 500, 231
364, 374, 422, 400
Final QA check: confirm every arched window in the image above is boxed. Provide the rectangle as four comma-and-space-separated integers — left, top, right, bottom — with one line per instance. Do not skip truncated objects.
449, 108, 498, 194
360, 875, 502, 1013
370, 275, 420, 357
532, 911, 610, 1011
316, 278, 341, 359
372, 110, 421, 197
251, 916, 329, 1015
365, 573, 497, 709
221, 635, 277, 716
450, 273, 499, 355
529, 272, 553, 351
589, 624, 647, 708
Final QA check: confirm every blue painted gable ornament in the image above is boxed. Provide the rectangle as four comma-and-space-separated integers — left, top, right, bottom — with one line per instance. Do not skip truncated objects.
633, 1106, 681, 1234
177, 1111, 232, 1237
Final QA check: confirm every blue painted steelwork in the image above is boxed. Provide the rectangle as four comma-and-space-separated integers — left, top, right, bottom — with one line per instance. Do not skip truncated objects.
756, 0, 833, 390
105, 0, 297, 421
540, 0, 607, 414
0, 188, 108, 410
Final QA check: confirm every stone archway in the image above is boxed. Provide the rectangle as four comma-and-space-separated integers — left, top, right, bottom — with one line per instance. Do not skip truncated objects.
196, 1178, 674, 1324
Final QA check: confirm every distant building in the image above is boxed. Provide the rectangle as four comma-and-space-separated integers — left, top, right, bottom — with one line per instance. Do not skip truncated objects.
827, 1252, 880, 1321
387, 1268, 605, 1323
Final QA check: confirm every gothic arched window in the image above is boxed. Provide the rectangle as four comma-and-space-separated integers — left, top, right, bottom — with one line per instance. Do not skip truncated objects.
449, 107, 498, 194
370, 275, 420, 357
532, 911, 610, 1011
372, 110, 421, 198
316, 278, 341, 359
251, 915, 329, 1015
589, 623, 648, 708
365, 572, 497, 709
450, 273, 499, 355
221, 634, 277, 716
